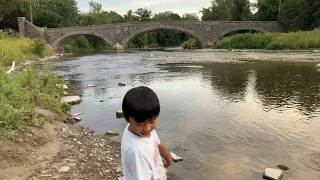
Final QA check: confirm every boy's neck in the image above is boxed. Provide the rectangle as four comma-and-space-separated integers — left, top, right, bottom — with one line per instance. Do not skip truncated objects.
128, 124, 151, 138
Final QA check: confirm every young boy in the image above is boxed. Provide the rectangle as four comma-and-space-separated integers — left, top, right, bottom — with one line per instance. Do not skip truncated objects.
121, 86, 172, 180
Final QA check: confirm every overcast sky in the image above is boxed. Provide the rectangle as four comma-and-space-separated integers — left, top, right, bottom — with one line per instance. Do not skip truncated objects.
77, 0, 257, 16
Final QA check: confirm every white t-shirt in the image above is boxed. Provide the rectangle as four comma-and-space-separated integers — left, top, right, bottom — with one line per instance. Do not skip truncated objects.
121, 124, 167, 180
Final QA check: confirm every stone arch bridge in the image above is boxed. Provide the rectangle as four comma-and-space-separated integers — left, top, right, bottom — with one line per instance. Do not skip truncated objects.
18, 17, 286, 51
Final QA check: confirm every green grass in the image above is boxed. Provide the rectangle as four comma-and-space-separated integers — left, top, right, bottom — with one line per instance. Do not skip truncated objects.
0, 66, 65, 137
0, 33, 64, 138
0, 32, 53, 67
215, 29, 320, 50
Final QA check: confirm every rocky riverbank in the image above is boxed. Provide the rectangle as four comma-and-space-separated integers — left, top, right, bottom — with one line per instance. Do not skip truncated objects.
148, 50, 320, 63
0, 108, 123, 180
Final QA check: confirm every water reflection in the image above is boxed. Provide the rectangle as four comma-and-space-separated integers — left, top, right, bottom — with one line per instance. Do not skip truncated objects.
253, 62, 320, 115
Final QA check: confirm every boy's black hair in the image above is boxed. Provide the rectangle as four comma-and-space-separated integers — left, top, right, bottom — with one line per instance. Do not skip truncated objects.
122, 86, 160, 123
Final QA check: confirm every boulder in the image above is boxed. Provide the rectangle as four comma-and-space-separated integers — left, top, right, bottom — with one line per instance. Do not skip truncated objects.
263, 168, 283, 180
61, 96, 81, 105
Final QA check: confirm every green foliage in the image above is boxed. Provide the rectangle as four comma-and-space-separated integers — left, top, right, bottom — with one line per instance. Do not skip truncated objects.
32, 38, 51, 57
0, 35, 52, 66
215, 29, 320, 50
33, 0, 79, 27
153, 11, 181, 21
0, 66, 64, 136
201, 0, 251, 21
181, 38, 199, 49
182, 13, 199, 21
134, 8, 152, 21
33, 9, 63, 28
255, 0, 280, 21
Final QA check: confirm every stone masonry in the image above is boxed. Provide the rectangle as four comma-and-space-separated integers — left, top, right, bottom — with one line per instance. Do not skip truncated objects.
18, 17, 287, 50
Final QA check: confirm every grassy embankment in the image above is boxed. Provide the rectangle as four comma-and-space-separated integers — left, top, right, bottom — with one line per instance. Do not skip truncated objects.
215, 29, 320, 50
0, 32, 65, 138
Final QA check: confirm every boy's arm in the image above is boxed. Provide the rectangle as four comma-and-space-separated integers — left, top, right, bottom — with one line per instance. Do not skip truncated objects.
158, 142, 172, 168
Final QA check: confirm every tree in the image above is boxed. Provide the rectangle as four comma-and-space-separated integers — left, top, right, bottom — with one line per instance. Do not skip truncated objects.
201, 0, 252, 21
134, 8, 152, 21
34, 9, 63, 27
182, 13, 199, 21
0, 0, 29, 29
124, 10, 138, 22
279, 0, 320, 30
153, 11, 181, 21
89, 1, 102, 14
255, 0, 280, 21
231, 0, 251, 21
33, 0, 79, 27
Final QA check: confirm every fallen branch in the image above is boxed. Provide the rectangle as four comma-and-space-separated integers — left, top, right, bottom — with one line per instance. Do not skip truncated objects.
6, 61, 15, 74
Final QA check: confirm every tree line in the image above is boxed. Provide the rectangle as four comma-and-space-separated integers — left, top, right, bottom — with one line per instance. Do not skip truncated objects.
0, 0, 319, 50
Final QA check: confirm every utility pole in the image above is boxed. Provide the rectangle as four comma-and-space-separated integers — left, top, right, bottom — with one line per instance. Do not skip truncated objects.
29, 0, 33, 23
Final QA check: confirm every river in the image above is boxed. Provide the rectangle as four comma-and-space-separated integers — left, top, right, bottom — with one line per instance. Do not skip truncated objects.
44, 51, 320, 180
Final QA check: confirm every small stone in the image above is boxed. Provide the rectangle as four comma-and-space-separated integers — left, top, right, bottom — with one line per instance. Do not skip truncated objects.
170, 152, 183, 162
100, 100, 104, 102
105, 170, 111, 174
88, 84, 97, 87
99, 142, 106, 147
73, 112, 83, 116
118, 83, 126, 86
277, 164, 289, 171
59, 166, 70, 172
76, 141, 82, 145
74, 117, 81, 122
99, 171, 103, 176
263, 168, 283, 180
105, 130, 120, 136
63, 91, 68, 95
116, 110, 124, 118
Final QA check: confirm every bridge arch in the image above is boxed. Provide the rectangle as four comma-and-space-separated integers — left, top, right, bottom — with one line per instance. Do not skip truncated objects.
51, 31, 114, 50
212, 26, 269, 45
121, 25, 205, 48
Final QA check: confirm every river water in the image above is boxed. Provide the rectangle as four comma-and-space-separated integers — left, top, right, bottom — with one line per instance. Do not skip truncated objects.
45, 51, 320, 180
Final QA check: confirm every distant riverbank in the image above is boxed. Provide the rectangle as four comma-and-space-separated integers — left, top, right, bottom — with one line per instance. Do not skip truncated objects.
147, 51, 320, 64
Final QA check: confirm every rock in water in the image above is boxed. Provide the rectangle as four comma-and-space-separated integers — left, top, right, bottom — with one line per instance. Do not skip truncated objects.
88, 84, 97, 87
118, 83, 126, 86
116, 110, 124, 118
170, 152, 183, 162
263, 168, 283, 180
105, 130, 120, 136
316, 63, 320, 68
277, 164, 289, 171
61, 96, 81, 105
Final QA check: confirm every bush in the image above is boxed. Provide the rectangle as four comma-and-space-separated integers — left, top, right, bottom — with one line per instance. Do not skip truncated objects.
215, 29, 320, 50
0, 66, 64, 136
33, 38, 48, 57
181, 38, 199, 49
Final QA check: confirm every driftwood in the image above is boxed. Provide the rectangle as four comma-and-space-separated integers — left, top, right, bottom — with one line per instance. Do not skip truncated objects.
6, 61, 15, 74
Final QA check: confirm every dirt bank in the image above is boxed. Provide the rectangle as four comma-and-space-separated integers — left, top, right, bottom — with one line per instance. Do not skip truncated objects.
0, 108, 122, 180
